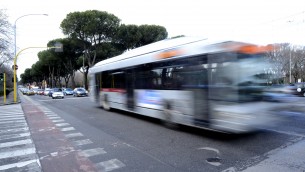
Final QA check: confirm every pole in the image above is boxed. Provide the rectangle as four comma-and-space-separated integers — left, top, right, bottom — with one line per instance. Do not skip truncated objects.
289, 49, 291, 84
83, 55, 85, 88
3, 73, 6, 104
13, 46, 60, 103
14, 14, 48, 57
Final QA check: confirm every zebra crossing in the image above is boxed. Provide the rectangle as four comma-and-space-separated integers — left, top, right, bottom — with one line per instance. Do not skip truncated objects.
41, 108, 126, 172
0, 104, 41, 172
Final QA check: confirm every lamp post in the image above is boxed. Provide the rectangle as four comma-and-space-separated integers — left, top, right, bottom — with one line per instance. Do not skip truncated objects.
14, 14, 48, 57
13, 46, 62, 103
13, 14, 48, 103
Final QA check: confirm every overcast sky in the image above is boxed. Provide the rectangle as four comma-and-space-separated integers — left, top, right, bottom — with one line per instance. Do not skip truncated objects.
1, 0, 305, 77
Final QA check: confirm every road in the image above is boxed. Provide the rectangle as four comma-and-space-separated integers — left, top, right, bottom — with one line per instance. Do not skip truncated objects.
2, 93, 305, 171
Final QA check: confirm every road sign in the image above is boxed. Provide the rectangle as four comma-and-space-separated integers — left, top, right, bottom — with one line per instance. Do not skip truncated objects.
12, 65, 18, 70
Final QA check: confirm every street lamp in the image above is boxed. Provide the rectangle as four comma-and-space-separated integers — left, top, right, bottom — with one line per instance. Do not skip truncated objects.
14, 13, 48, 57
13, 14, 48, 103
13, 46, 62, 103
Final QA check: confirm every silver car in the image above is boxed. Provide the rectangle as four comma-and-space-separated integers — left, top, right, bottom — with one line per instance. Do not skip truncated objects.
52, 88, 64, 99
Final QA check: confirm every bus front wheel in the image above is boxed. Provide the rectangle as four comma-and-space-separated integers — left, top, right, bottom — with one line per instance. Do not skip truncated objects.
162, 101, 178, 129
102, 94, 111, 111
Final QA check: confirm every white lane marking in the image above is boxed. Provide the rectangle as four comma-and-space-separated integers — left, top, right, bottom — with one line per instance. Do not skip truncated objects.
65, 133, 84, 138
52, 119, 65, 123
0, 114, 24, 118
198, 147, 221, 166
48, 117, 61, 119
0, 120, 26, 124
55, 123, 70, 127
0, 123, 27, 129
78, 148, 107, 158
60, 127, 75, 131
24, 111, 40, 113
46, 113, 58, 117
0, 127, 29, 134
198, 147, 220, 154
0, 112, 24, 116
73, 139, 93, 146
0, 147, 36, 160
0, 159, 40, 171
0, 139, 32, 148
0, 117, 25, 121
0, 132, 31, 141
96, 159, 126, 172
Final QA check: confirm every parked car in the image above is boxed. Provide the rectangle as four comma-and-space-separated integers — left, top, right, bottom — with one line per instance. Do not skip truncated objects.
52, 88, 64, 99
63, 88, 74, 95
73, 87, 88, 97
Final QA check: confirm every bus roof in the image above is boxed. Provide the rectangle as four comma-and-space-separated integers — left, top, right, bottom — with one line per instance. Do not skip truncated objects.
89, 36, 270, 74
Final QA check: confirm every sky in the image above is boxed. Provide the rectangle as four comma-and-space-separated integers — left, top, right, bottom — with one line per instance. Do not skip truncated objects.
1, 0, 305, 77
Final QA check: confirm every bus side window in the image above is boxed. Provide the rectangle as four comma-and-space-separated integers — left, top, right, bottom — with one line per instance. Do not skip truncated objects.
111, 72, 125, 89
102, 72, 112, 88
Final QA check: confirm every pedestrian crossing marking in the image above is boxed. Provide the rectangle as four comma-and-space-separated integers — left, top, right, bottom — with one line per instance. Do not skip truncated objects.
79, 148, 106, 157
60, 127, 75, 131
0, 147, 36, 160
73, 139, 93, 146
0, 139, 32, 148
96, 159, 126, 172
65, 133, 84, 138
0, 159, 40, 171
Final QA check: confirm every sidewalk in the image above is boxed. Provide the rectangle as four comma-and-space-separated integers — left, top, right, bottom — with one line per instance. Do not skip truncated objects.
241, 137, 305, 172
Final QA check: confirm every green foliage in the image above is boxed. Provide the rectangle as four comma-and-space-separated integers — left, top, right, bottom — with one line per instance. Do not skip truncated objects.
116, 24, 168, 50
22, 9, 169, 89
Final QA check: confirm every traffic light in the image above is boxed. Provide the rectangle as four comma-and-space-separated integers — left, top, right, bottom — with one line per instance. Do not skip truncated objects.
0, 73, 3, 81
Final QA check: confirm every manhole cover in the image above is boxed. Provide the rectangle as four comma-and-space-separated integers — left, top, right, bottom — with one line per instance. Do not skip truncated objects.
206, 157, 221, 166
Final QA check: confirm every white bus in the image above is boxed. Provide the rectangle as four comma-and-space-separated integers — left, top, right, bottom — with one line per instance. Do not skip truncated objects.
88, 37, 277, 133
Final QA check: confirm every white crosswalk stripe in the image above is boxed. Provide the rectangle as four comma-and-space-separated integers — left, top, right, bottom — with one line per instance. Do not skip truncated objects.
0, 104, 42, 172
41, 108, 126, 171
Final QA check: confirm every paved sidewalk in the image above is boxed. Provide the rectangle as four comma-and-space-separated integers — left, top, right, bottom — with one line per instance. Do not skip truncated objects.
241, 137, 305, 172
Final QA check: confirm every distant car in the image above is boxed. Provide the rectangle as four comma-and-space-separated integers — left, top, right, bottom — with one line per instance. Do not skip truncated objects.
48, 89, 55, 97
63, 88, 74, 95
52, 88, 64, 99
73, 87, 88, 97
44, 88, 52, 96
37, 89, 44, 95
295, 82, 305, 97
26, 89, 35, 96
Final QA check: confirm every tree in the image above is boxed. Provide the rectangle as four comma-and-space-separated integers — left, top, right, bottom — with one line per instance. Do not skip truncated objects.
137, 24, 168, 47
0, 9, 13, 68
60, 10, 121, 89
116, 24, 168, 50
48, 38, 83, 88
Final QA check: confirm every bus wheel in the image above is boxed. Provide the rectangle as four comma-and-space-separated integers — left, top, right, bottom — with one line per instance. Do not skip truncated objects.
102, 94, 111, 111
163, 101, 178, 129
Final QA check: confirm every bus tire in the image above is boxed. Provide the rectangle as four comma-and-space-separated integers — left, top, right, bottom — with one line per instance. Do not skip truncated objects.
102, 94, 111, 111
162, 101, 178, 129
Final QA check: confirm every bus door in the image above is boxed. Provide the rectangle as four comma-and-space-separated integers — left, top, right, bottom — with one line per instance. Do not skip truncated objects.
207, 53, 239, 121
125, 69, 135, 110
181, 63, 210, 126
94, 73, 101, 103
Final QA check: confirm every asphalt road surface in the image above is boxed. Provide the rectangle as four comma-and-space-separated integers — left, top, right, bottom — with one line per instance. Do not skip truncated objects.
4, 94, 305, 171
